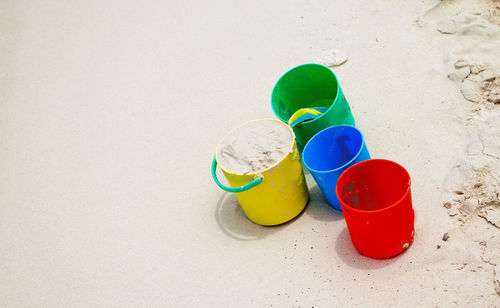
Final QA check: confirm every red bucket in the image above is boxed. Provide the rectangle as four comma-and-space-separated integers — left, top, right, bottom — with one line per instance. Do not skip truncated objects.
336, 159, 415, 258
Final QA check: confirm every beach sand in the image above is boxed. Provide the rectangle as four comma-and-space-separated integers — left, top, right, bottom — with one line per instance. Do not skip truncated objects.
0, 0, 499, 306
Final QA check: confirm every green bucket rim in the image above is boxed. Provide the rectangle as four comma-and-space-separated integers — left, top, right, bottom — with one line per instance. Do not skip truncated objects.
271, 63, 342, 126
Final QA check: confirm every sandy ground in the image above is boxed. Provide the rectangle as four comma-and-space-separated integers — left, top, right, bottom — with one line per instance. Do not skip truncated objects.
1, 0, 499, 306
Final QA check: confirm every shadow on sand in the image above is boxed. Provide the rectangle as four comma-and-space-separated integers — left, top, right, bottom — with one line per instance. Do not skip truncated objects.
335, 227, 402, 270
215, 192, 304, 241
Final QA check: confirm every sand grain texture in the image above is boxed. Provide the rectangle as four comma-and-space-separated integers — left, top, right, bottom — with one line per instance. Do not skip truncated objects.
217, 120, 292, 174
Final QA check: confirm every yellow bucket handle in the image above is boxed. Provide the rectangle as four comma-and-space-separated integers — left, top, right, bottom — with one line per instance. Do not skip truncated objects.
211, 157, 263, 193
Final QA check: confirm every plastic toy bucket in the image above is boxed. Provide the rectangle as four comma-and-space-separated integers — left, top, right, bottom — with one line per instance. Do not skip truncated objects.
336, 159, 415, 259
271, 63, 355, 148
211, 119, 309, 226
302, 125, 370, 211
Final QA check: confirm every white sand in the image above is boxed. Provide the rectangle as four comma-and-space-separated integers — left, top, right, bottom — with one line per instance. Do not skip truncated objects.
217, 120, 292, 174
0, 0, 499, 306
317, 49, 349, 67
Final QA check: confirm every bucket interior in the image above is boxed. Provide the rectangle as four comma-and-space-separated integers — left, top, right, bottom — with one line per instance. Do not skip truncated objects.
337, 160, 410, 211
271, 64, 339, 122
216, 120, 294, 175
302, 126, 363, 172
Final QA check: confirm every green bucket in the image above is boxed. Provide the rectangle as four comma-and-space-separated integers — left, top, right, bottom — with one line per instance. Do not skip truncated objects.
271, 64, 355, 148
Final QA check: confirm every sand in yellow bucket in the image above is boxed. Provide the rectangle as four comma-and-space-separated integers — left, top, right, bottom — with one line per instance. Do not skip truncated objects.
211, 119, 309, 226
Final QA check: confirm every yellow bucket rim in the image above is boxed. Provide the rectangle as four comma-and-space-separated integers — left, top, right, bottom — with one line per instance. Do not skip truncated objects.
215, 118, 296, 176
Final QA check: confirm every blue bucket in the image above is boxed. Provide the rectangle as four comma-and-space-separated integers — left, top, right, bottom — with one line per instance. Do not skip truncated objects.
302, 125, 371, 211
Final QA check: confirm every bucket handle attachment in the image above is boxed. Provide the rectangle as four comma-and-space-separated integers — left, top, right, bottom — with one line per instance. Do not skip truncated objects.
288, 107, 329, 128
211, 157, 263, 193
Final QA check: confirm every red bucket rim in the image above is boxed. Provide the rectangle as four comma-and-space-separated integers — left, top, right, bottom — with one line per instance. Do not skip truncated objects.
335, 159, 411, 214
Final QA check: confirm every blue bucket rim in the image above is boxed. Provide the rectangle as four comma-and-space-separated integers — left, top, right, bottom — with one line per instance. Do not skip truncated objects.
302, 125, 366, 174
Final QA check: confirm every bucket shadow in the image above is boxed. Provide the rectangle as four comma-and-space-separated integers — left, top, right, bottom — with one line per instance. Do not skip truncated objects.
335, 227, 397, 270
304, 185, 344, 222
215, 192, 285, 241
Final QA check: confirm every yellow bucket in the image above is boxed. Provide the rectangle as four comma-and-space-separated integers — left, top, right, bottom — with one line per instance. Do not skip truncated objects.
211, 119, 309, 226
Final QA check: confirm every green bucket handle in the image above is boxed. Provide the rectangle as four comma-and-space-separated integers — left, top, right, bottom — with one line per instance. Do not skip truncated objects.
211, 156, 263, 193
